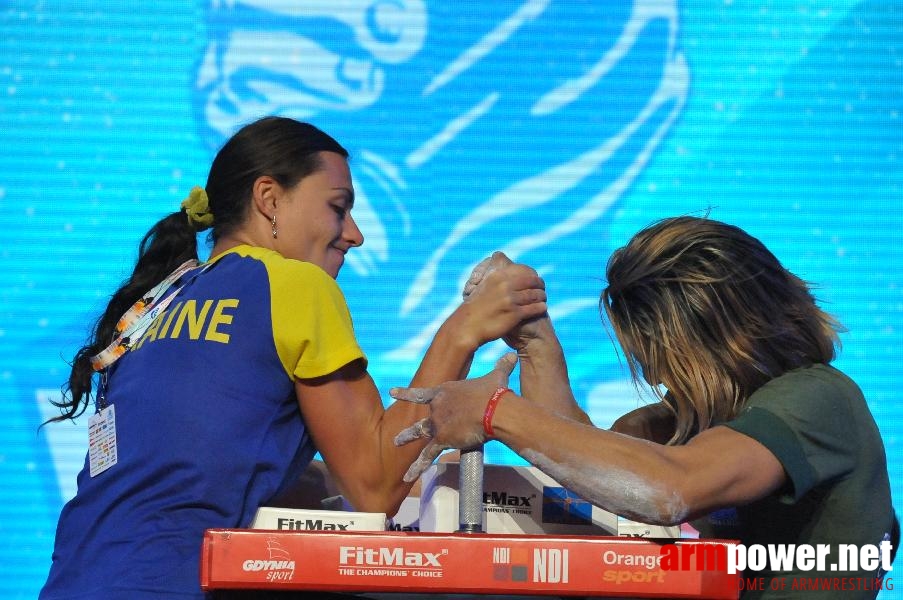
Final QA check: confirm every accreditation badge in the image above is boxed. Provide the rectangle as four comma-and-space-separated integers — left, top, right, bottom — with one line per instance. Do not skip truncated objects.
88, 404, 118, 477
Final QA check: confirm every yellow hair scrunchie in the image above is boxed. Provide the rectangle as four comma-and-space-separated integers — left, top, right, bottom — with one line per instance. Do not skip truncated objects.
180, 186, 214, 231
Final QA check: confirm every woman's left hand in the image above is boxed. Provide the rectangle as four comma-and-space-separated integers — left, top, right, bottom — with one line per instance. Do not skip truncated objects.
391, 353, 518, 482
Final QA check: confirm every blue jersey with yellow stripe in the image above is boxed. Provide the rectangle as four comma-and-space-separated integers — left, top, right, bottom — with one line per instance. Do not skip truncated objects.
41, 245, 365, 599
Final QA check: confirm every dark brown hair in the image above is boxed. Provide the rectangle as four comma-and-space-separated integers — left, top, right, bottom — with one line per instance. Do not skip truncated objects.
50, 117, 348, 423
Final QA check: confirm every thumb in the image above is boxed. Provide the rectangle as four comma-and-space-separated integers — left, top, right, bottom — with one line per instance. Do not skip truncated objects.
488, 251, 513, 268
463, 255, 493, 299
493, 352, 518, 386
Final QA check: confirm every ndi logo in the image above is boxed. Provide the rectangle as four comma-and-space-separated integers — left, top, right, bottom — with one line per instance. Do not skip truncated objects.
491, 546, 569, 584
533, 548, 569, 584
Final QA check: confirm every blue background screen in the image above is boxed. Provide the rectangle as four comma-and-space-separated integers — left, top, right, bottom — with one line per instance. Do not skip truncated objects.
1, 1, 900, 597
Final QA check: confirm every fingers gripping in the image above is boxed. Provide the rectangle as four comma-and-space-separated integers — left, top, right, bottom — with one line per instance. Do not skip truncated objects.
402, 442, 447, 482
392, 395, 445, 482
392, 355, 518, 483
394, 417, 433, 446
463, 251, 514, 299
389, 386, 437, 404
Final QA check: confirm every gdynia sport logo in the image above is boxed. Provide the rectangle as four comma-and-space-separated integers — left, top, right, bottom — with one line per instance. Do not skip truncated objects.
659, 541, 893, 592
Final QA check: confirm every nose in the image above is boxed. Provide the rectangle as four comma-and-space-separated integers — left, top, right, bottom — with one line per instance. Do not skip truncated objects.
345, 213, 364, 248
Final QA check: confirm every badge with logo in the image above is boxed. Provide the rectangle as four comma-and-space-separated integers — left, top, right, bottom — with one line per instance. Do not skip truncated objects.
88, 404, 118, 477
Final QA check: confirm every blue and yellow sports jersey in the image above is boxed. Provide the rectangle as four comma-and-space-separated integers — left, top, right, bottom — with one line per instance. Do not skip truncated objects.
41, 246, 365, 599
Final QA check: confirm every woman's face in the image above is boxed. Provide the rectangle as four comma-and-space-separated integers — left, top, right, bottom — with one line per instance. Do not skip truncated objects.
276, 151, 363, 277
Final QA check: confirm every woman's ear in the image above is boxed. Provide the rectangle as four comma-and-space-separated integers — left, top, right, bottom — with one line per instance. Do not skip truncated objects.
251, 175, 280, 219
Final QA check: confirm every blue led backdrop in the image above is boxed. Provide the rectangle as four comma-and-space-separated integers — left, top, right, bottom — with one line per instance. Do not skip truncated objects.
1, 1, 900, 597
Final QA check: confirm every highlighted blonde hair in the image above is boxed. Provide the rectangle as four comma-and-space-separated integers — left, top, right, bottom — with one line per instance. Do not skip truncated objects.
601, 216, 842, 444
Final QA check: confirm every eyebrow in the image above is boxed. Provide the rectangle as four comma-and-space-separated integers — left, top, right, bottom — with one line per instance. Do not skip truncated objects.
333, 186, 355, 207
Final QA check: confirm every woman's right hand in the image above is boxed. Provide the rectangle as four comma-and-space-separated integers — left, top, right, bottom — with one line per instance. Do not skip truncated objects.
462, 251, 553, 351
452, 252, 548, 348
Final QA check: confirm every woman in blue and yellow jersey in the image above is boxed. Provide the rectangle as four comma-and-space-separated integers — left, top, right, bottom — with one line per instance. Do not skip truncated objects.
40, 116, 549, 600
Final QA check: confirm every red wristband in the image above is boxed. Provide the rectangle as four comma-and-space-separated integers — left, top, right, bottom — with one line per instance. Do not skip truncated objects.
482, 387, 511, 438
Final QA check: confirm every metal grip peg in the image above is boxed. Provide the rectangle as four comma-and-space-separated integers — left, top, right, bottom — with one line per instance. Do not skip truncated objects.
457, 446, 484, 533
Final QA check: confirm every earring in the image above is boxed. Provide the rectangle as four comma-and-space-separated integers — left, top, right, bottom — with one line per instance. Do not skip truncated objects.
271, 214, 277, 239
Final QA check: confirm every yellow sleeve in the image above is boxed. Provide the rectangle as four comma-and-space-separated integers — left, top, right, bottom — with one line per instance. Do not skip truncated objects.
262, 252, 366, 380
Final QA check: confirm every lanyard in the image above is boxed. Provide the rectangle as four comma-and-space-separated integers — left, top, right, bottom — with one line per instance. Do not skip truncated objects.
90, 259, 208, 372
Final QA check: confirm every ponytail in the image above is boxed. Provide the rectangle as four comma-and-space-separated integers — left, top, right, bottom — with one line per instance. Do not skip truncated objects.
47, 116, 346, 424
47, 208, 200, 423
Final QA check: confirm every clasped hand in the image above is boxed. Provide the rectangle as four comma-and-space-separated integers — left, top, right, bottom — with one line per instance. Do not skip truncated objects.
454, 251, 547, 348
463, 252, 549, 351
392, 251, 550, 482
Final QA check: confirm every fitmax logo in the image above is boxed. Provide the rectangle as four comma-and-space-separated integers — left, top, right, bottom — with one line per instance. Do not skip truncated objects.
483, 491, 534, 507
276, 518, 352, 530
339, 546, 446, 568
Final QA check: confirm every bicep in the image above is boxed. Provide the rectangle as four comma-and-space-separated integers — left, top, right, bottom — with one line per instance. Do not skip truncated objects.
294, 359, 385, 499
610, 402, 675, 445
671, 425, 787, 519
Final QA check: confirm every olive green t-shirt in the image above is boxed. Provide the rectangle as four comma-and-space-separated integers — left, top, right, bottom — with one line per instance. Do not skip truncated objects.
697, 364, 894, 598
